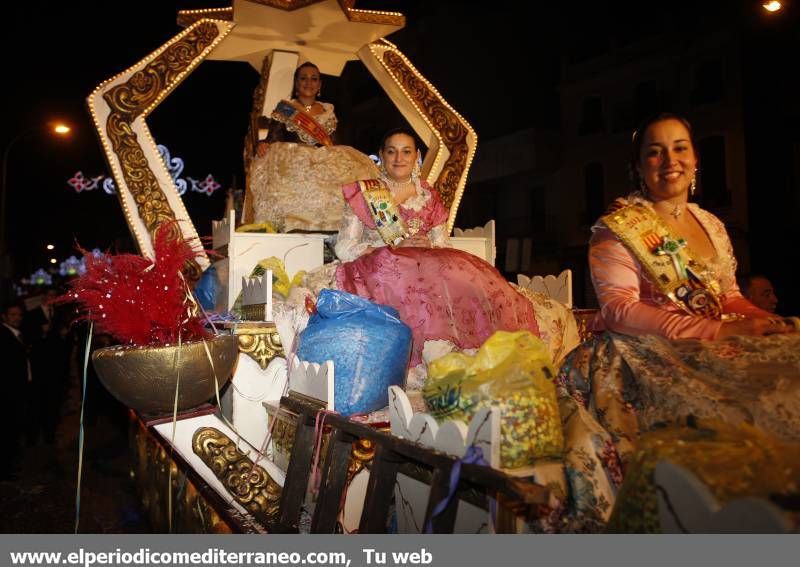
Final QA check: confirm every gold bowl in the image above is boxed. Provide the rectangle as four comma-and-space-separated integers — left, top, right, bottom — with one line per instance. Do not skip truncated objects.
91, 334, 238, 415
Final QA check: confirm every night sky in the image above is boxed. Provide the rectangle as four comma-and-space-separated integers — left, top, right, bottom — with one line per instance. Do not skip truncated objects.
1, 1, 799, 310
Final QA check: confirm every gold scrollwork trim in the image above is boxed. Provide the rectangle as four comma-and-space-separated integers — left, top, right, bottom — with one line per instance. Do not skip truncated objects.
347, 438, 375, 483
192, 427, 281, 524
101, 22, 220, 279
235, 325, 284, 369
381, 50, 470, 211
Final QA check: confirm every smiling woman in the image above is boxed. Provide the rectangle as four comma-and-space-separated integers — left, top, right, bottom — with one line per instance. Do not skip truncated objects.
330, 127, 542, 367
556, 112, 800, 471
245, 61, 378, 232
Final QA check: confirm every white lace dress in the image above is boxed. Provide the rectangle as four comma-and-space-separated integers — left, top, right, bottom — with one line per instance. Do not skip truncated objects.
247, 103, 379, 232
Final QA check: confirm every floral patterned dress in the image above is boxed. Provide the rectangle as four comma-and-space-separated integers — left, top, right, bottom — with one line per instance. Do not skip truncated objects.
548, 194, 800, 531
334, 179, 541, 367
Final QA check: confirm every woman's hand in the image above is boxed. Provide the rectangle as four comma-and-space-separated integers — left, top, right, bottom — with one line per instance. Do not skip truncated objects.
398, 234, 431, 248
716, 317, 796, 339
256, 141, 269, 158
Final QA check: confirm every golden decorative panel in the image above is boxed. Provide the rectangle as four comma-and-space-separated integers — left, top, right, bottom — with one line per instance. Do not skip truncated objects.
235, 324, 284, 369
101, 22, 220, 281
192, 427, 282, 525
245, 54, 273, 170
130, 414, 235, 533
88, 20, 232, 272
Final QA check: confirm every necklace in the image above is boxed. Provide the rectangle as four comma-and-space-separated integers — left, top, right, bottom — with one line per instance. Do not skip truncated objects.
380, 174, 413, 192
297, 99, 315, 112
670, 204, 682, 220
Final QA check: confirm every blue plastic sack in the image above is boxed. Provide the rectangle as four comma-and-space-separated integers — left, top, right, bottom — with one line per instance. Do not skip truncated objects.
194, 265, 218, 312
297, 289, 412, 416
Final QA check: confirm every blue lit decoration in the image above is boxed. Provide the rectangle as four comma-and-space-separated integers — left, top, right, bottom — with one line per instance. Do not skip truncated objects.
68, 145, 222, 197
59, 249, 104, 277
27, 269, 53, 286
79, 249, 104, 275
59, 255, 82, 276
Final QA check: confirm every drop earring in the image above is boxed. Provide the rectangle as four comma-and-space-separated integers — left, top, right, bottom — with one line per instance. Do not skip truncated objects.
412, 160, 421, 182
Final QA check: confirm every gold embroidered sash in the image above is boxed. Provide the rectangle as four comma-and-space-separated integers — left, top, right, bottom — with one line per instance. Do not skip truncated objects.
271, 100, 333, 147
601, 203, 723, 319
357, 179, 409, 246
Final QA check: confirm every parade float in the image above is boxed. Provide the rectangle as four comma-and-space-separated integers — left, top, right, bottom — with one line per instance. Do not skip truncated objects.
82, 0, 797, 534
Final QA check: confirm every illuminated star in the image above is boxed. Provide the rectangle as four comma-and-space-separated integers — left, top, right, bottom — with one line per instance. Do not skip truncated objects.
178, 0, 405, 75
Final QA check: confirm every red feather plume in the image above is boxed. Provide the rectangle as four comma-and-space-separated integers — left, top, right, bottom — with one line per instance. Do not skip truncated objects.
62, 223, 211, 346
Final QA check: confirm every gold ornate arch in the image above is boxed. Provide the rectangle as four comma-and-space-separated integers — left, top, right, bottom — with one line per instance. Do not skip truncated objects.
87, 20, 234, 271
88, 2, 476, 265
359, 40, 477, 232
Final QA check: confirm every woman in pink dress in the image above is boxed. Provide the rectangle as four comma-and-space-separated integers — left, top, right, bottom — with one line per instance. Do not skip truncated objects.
562, 112, 800, 459
333, 128, 540, 366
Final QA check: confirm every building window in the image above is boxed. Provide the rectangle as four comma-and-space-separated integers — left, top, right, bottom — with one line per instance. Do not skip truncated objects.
579, 97, 605, 135
691, 59, 724, 104
584, 163, 605, 223
697, 136, 729, 209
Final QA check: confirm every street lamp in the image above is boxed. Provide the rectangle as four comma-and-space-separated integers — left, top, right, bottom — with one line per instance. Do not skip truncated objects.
0, 123, 71, 297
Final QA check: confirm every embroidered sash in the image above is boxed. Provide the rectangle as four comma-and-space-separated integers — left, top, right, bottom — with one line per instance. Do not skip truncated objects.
601, 203, 723, 319
271, 100, 333, 147
356, 179, 409, 246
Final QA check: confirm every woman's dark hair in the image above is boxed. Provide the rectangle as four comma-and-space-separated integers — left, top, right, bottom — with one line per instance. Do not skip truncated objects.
293, 61, 320, 83
293, 62, 321, 98
629, 112, 698, 189
379, 127, 420, 153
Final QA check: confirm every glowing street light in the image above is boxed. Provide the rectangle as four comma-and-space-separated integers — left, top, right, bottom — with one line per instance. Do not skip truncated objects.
49, 258, 57, 264
46, 244, 55, 250
762, 1, 783, 12
1, 121, 73, 298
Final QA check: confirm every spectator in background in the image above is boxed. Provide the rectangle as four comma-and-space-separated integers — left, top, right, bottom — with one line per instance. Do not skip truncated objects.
1, 303, 30, 477
23, 288, 70, 445
738, 274, 778, 313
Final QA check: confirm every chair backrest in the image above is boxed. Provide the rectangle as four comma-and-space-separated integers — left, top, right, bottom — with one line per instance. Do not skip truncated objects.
516, 269, 573, 308
654, 460, 791, 533
451, 220, 496, 265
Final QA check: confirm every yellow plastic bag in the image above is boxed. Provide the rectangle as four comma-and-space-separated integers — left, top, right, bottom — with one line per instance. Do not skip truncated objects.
236, 221, 278, 234
232, 257, 306, 315
423, 330, 564, 468
251, 257, 305, 298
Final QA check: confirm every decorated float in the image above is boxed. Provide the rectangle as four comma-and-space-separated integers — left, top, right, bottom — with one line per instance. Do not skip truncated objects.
80, 0, 799, 534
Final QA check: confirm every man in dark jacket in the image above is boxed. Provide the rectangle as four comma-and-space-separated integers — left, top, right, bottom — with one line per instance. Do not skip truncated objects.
1, 303, 30, 477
